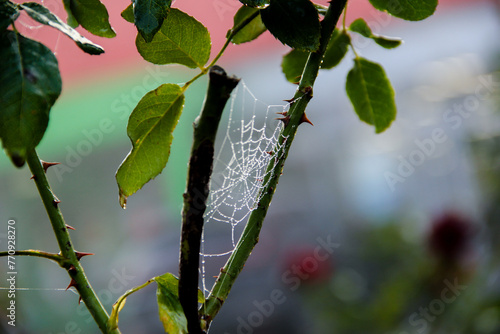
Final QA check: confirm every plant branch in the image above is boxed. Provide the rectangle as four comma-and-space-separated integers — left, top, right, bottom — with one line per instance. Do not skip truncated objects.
179, 66, 240, 334
0, 249, 64, 264
209, 10, 260, 68
201, 0, 348, 325
182, 10, 259, 91
342, 1, 348, 30
26, 149, 119, 334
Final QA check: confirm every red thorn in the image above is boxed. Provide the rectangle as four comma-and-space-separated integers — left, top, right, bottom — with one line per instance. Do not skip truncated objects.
68, 265, 77, 273
66, 224, 76, 230
266, 151, 274, 156
299, 113, 313, 126
53, 198, 61, 208
75, 251, 95, 261
66, 278, 77, 290
283, 98, 295, 103
275, 116, 290, 127
276, 111, 288, 116
41, 160, 61, 173
30, 175, 36, 180
78, 296, 82, 304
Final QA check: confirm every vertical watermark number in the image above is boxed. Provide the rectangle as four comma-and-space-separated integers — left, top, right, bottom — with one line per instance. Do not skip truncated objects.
6, 219, 16, 327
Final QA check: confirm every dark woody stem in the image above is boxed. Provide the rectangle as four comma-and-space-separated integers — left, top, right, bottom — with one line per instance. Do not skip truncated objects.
179, 66, 240, 334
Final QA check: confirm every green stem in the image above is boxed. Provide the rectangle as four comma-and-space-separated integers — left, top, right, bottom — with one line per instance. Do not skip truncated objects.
179, 66, 239, 334
182, 10, 259, 91
26, 149, 119, 334
201, 0, 348, 325
342, 2, 348, 30
0, 249, 65, 264
209, 10, 259, 67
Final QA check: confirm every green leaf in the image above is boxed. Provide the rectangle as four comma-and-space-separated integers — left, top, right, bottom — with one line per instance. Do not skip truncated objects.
0, 2, 20, 31
321, 29, 351, 68
116, 84, 184, 208
372, 36, 401, 49
20, 2, 104, 55
66, 0, 116, 37
154, 273, 203, 334
281, 29, 350, 83
155, 273, 179, 294
121, 3, 134, 23
368, 0, 437, 21
136, 8, 210, 68
62, 0, 78, 27
349, 18, 371, 37
0, 31, 62, 167
133, 0, 172, 42
107, 278, 155, 331
108, 297, 127, 331
156, 278, 187, 333
346, 57, 396, 133
349, 18, 401, 49
231, 5, 266, 44
155, 273, 204, 304
260, 0, 320, 52
238, 0, 270, 8
281, 49, 308, 83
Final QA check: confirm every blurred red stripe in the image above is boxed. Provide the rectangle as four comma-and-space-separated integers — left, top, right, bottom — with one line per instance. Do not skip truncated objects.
14, 0, 476, 84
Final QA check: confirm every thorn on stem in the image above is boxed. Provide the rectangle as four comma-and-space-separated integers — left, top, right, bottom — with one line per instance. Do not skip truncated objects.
30, 161, 60, 180
299, 113, 314, 126
78, 296, 82, 304
275, 111, 290, 127
276, 116, 290, 127
75, 251, 94, 261
53, 198, 61, 208
66, 278, 77, 290
41, 160, 61, 173
66, 224, 76, 230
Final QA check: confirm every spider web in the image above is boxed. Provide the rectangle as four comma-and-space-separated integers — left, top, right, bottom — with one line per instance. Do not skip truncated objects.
200, 81, 292, 295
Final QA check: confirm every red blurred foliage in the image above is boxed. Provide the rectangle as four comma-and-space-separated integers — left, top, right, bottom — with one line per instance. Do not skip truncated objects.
283, 246, 334, 286
428, 212, 475, 262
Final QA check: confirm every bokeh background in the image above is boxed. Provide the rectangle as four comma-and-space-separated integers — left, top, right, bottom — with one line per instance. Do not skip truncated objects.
1, 0, 500, 333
